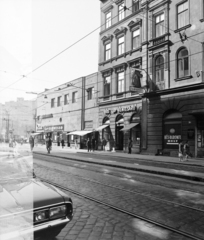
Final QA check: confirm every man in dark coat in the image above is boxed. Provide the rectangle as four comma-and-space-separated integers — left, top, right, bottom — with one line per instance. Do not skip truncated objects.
91, 138, 96, 152
61, 139, 65, 148
87, 138, 91, 152
29, 135, 34, 152
46, 137, 52, 154
128, 138, 132, 154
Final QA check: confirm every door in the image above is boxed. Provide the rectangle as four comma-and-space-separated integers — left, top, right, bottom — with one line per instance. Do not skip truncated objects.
116, 125, 123, 150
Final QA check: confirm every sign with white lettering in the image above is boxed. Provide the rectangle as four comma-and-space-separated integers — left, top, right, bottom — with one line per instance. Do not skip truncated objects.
104, 105, 141, 115
44, 125, 64, 131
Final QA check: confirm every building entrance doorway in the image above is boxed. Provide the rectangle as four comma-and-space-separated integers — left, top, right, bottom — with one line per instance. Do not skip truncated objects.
115, 115, 124, 150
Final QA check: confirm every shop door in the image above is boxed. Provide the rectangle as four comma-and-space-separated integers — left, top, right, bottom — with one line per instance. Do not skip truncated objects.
116, 126, 124, 150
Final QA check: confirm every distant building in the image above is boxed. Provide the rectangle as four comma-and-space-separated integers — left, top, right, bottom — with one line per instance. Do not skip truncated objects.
0, 98, 36, 141
36, 73, 99, 149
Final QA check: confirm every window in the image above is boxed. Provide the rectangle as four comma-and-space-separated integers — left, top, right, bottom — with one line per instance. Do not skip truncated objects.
177, 48, 189, 78
132, 0, 140, 12
155, 55, 164, 83
87, 87, 94, 100
104, 76, 111, 96
132, 29, 140, 49
118, 36, 124, 55
177, 1, 189, 28
155, 13, 165, 37
72, 91, 77, 103
106, 12, 111, 28
119, 2, 125, 21
64, 94, 69, 105
51, 98, 55, 108
57, 96, 61, 107
117, 72, 124, 93
105, 42, 111, 60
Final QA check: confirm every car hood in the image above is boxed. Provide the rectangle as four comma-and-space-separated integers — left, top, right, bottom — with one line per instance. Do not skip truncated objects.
0, 178, 65, 214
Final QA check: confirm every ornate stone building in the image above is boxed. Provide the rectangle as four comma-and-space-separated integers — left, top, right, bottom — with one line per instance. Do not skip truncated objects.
98, 0, 204, 158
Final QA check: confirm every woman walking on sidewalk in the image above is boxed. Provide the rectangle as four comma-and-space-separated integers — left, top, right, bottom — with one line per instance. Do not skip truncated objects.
178, 139, 184, 162
183, 140, 190, 161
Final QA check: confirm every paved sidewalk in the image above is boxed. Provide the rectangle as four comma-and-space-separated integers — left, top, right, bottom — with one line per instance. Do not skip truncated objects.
34, 144, 204, 166
34, 145, 204, 183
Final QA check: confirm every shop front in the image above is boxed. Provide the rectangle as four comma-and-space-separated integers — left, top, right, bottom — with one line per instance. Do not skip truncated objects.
144, 86, 204, 158
43, 124, 65, 146
189, 111, 204, 158
99, 102, 142, 152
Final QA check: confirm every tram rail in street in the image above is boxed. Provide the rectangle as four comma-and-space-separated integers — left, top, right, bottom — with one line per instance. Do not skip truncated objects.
38, 176, 204, 240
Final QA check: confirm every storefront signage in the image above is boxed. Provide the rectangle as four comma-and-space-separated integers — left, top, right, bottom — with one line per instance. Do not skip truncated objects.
41, 114, 53, 119
164, 135, 181, 144
44, 124, 64, 131
105, 105, 141, 115
36, 124, 43, 131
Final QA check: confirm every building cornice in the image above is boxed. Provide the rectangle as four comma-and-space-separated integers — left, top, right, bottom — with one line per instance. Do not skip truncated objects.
143, 83, 204, 98
148, 0, 169, 12
100, 9, 144, 35
102, 4, 113, 13
99, 95, 142, 106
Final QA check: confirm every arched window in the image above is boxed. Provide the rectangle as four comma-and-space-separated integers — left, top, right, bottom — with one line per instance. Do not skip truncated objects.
177, 48, 189, 78
155, 55, 164, 83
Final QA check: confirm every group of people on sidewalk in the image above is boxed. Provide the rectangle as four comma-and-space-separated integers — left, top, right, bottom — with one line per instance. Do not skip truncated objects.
178, 140, 191, 162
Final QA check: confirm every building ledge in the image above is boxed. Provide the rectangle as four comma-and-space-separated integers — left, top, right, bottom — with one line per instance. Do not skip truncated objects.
174, 75, 193, 82
143, 82, 204, 98
174, 24, 192, 33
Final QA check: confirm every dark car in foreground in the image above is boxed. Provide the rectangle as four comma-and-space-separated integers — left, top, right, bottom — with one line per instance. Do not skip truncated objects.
0, 148, 73, 240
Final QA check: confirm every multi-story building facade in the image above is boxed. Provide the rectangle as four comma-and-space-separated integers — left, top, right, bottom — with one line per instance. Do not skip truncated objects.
0, 98, 36, 141
98, 0, 149, 153
143, 0, 204, 158
36, 73, 99, 148
98, 0, 204, 158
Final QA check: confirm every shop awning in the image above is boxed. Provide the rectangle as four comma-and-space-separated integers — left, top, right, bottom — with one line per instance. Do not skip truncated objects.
31, 132, 44, 136
95, 125, 109, 131
66, 130, 93, 136
120, 123, 140, 131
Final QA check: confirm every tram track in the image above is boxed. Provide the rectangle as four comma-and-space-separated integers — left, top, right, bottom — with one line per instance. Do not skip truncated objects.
34, 155, 204, 195
35, 161, 204, 213
38, 176, 204, 240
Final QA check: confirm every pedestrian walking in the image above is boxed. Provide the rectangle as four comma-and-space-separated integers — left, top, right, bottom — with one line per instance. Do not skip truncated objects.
183, 140, 190, 161
29, 135, 34, 152
87, 138, 91, 152
46, 136, 52, 154
91, 137, 96, 152
128, 138, 132, 154
178, 139, 184, 161
61, 139, 65, 148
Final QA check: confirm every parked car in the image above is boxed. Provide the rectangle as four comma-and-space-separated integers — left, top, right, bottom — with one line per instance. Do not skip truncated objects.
0, 151, 73, 240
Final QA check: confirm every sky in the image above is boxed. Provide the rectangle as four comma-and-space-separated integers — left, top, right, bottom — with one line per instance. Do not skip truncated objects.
0, 0, 101, 104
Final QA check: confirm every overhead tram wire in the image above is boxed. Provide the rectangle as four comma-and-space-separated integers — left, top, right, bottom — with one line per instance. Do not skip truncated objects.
34, 48, 204, 118
124, 3, 203, 44
39, 48, 204, 100
1, 40, 203, 102
0, 2, 203, 93
0, 2, 136, 94
1, 2, 202, 98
